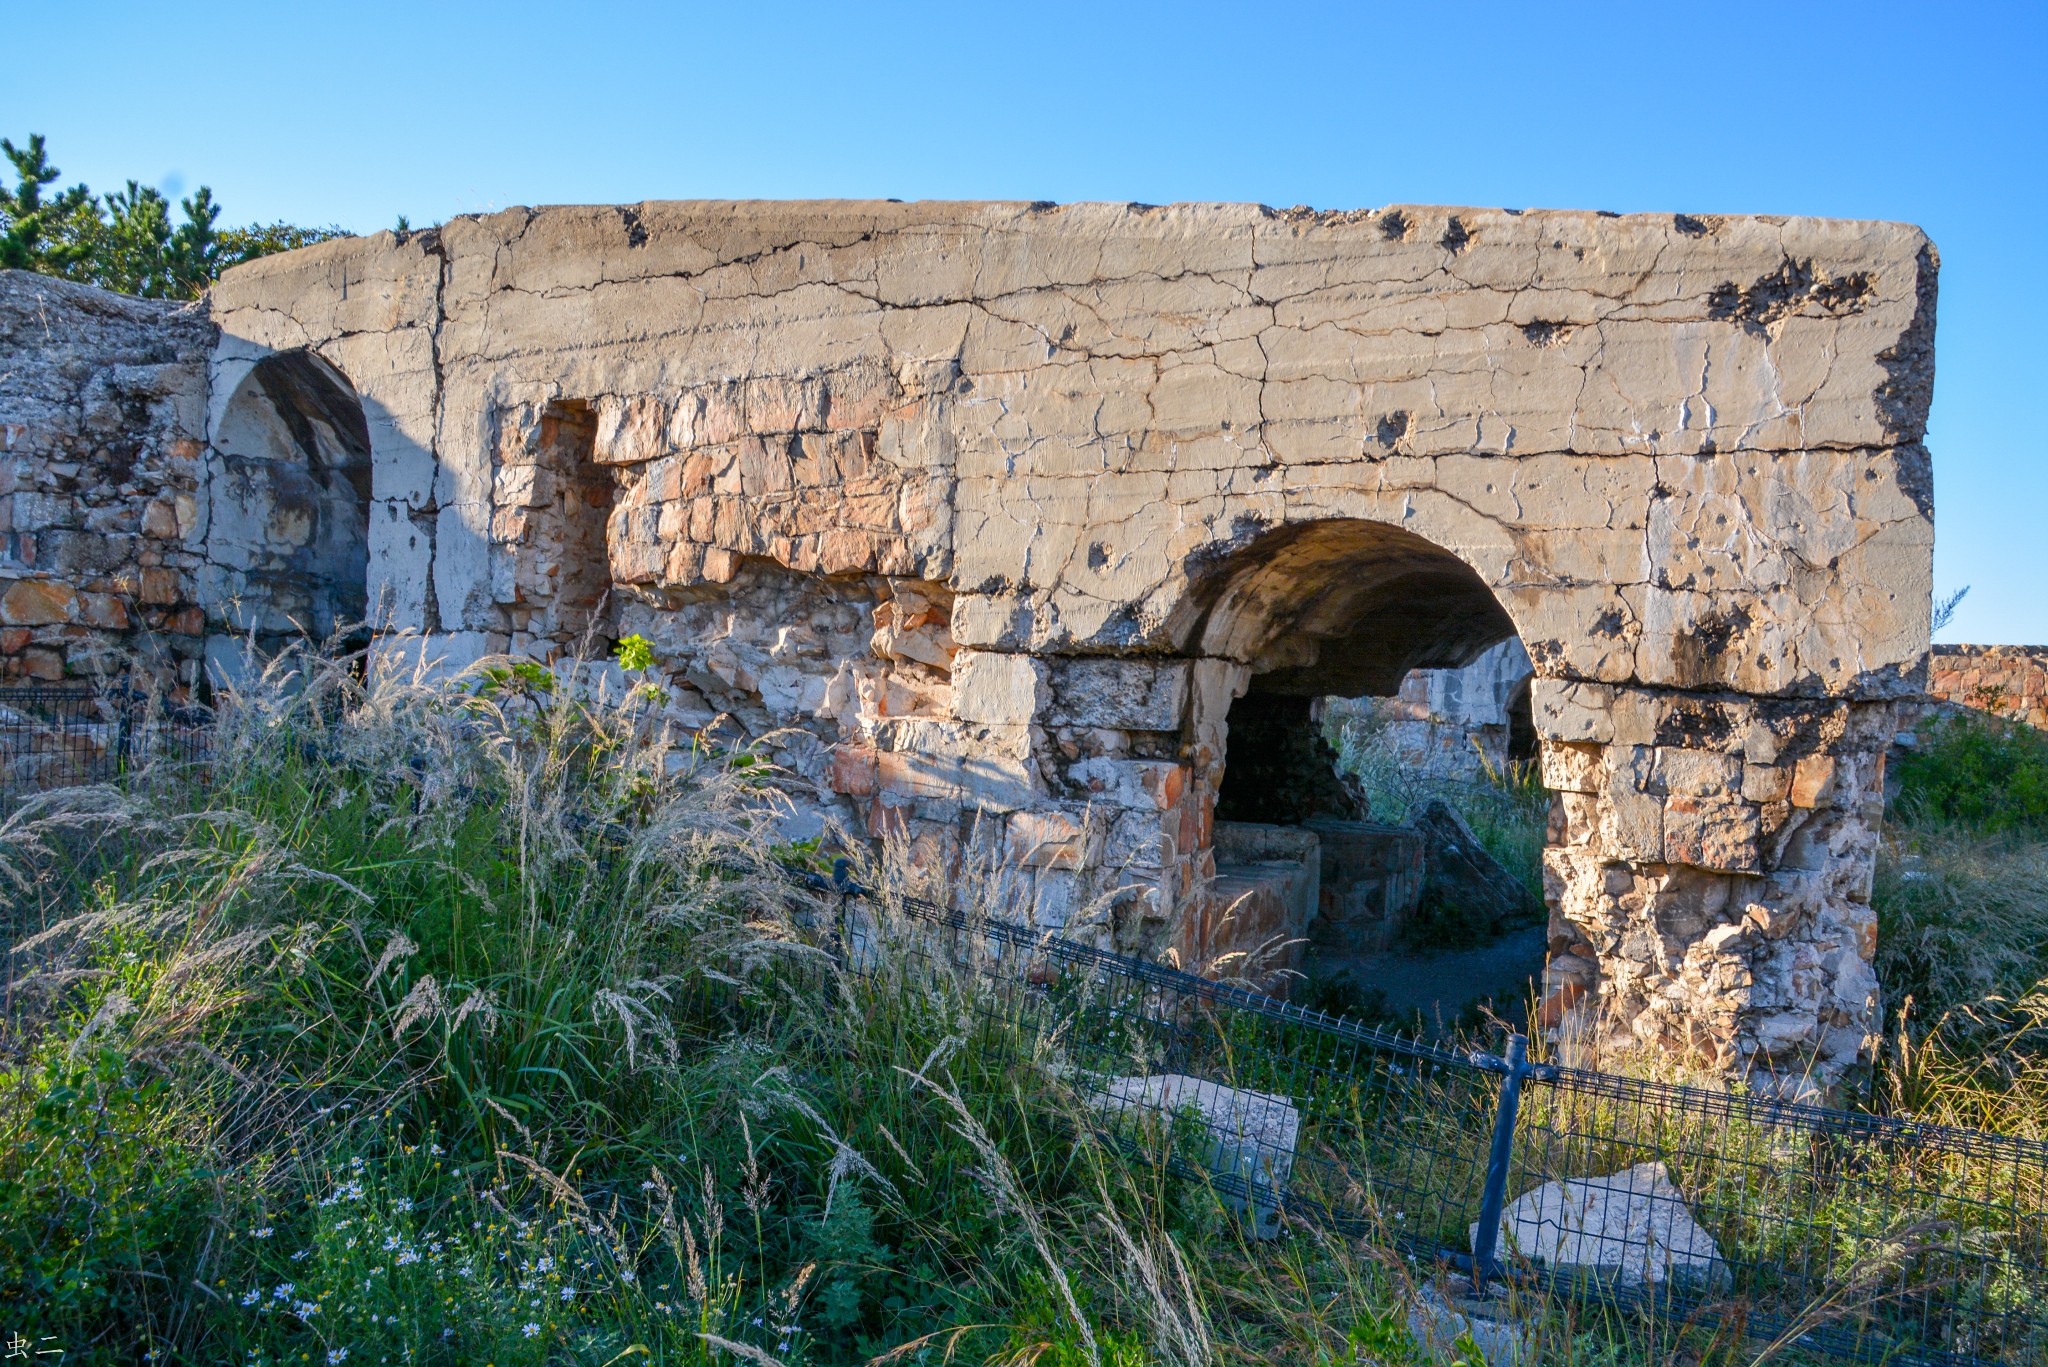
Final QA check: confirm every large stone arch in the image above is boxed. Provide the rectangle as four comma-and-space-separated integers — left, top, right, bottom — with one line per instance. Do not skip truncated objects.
202, 350, 373, 655
1165, 519, 1536, 1004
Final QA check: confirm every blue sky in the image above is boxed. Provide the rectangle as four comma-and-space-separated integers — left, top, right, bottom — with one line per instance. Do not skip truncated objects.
13, 1, 2044, 641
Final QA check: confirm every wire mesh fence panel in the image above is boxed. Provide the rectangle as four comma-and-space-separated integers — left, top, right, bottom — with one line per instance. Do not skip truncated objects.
0, 686, 210, 805
1507, 1065, 2048, 1366
0, 686, 126, 798
805, 872, 2048, 1367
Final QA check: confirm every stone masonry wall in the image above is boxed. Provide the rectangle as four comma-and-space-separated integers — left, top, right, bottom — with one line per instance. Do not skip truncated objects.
1927, 644, 2048, 729
24, 199, 1937, 1089
0, 272, 215, 694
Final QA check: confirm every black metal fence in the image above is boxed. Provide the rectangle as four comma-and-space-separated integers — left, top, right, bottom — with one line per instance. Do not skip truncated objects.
0, 685, 209, 805
794, 863, 2048, 1367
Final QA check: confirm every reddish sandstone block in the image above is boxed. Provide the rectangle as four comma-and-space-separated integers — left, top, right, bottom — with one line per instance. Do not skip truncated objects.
139, 568, 180, 606
830, 744, 879, 797
1790, 754, 1837, 808
0, 578, 77, 625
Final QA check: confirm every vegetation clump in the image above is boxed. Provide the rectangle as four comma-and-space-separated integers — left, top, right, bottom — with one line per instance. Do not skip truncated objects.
1870, 707, 2048, 1136
1, 132, 345, 299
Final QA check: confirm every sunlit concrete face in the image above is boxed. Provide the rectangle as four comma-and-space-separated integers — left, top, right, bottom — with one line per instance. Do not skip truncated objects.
197, 200, 1937, 1087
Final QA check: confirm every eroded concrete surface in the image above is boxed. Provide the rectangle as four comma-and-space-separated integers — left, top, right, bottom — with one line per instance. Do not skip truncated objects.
6, 201, 1939, 1086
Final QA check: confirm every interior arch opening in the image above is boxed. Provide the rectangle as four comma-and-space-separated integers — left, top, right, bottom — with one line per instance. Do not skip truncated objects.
211, 352, 373, 646
1184, 520, 1546, 1029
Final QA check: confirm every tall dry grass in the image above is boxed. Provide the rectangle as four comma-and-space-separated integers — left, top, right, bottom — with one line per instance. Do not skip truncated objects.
3, 641, 2033, 1366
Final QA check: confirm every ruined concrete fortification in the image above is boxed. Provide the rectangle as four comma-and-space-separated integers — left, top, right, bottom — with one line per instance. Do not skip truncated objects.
0, 200, 1940, 1085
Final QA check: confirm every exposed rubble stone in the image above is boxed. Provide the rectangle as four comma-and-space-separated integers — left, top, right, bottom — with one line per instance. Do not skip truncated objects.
0, 199, 1941, 1088
1094, 1073, 1299, 1240
0, 272, 214, 691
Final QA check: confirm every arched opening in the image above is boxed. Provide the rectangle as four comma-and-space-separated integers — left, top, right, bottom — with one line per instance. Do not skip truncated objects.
1182, 520, 1547, 1029
210, 352, 373, 645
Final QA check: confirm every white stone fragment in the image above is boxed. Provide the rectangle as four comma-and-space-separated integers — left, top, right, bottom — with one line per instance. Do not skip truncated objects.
1469, 1160, 1731, 1291
1094, 1073, 1299, 1240
1406, 1283, 1534, 1367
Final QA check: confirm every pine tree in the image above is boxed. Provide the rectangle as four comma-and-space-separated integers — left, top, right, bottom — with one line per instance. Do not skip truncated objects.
0, 132, 348, 299
0, 134, 95, 274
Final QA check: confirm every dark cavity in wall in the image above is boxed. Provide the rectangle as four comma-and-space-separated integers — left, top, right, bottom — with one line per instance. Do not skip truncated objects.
528, 400, 621, 651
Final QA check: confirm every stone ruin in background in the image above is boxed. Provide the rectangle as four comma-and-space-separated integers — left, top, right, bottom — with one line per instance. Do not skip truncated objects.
0, 200, 1942, 1088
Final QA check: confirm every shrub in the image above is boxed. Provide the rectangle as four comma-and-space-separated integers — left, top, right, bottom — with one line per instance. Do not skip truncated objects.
1892, 709, 2048, 837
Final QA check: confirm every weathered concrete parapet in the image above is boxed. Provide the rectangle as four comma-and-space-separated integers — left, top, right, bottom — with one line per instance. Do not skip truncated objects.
1, 199, 1935, 1088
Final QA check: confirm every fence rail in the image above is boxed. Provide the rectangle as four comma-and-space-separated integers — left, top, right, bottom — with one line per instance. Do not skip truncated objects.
792, 862, 2048, 1367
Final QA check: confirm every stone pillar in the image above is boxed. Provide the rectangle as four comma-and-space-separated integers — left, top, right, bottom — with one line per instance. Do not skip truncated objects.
1534, 680, 1892, 1089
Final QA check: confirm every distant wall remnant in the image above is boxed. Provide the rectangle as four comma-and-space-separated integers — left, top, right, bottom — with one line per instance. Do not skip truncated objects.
0, 198, 1943, 1089
1335, 638, 1536, 783
1927, 645, 2048, 729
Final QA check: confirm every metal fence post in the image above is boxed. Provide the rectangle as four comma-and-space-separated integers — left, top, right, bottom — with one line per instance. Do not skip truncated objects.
1471, 1031, 1530, 1292
830, 856, 855, 969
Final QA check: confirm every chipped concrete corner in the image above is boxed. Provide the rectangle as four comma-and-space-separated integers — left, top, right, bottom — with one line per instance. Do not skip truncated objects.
0, 201, 1939, 1086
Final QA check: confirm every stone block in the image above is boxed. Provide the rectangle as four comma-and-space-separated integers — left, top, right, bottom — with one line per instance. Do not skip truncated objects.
1531, 680, 1614, 743
829, 744, 879, 798
593, 395, 668, 465
1101, 807, 1175, 872
1069, 757, 1186, 811
876, 747, 963, 803
0, 578, 77, 625
1473, 1161, 1730, 1293
952, 650, 1048, 724
1093, 1074, 1299, 1239
1741, 763, 1792, 804
1790, 754, 1837, 808
1663, 794, 1761, 872
1406, 1285, 1532, 1367
1654, 747, 1740, 797
1538, 741, 1604, 794
1599, 787, 1665, 864
78, 593, 129, 629
959, 749, 1041, 812
1046, 658, 1190, 731
1008, 808, 1093, 869
139, 567, 180, 606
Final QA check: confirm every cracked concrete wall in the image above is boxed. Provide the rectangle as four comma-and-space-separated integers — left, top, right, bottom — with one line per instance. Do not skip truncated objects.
190, 200, 1936, 1087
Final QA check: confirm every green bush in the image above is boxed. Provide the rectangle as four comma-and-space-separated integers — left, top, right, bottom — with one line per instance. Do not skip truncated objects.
1892, 709, 2048, 837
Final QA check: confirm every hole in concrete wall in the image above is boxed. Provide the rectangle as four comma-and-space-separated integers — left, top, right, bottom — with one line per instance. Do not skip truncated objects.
211, 352, 372, 642
1187, 520, 1548, 1030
